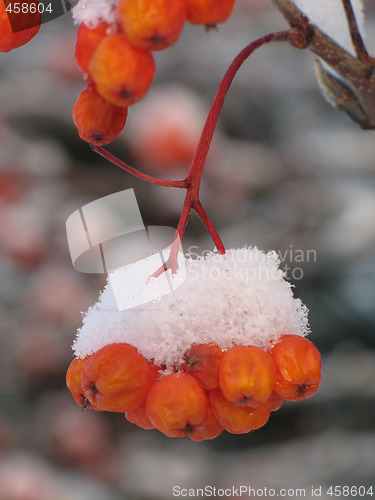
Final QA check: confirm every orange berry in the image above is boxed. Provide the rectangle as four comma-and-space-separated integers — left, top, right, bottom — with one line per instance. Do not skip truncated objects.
89, 33, 156, 107
182, 343, 224, 390
66, 357, 96, 410
270, 335, 321, 401
0, 0, 40, 52
75, 21, 111, 81
126, 404, 155, 430
146, 373, 209, 438
117, 0, 186, 51
73, 85, 128, 145
189, 404, 223, 442
219, 346, 276, 406
268, 392, 284, 412
210, 388, 271, 434
127, 359, 161, 429
81, 343, 156, 412
186, 0, 235, 26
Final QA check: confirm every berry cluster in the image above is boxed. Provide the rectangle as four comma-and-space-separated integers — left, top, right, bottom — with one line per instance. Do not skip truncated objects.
72, 0, 236, 146
67, 334, 321, 441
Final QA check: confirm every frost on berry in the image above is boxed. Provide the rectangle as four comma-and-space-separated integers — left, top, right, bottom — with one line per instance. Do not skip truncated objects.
73, 247, 309, 371
72, 0, 118, 27
293, 0, 364, 54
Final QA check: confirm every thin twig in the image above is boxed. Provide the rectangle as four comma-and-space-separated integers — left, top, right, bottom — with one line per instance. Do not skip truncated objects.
91, 144, 187, 188
185, 30, 291, 193
272, 0, 375, 129
193, 200, 225, 254
271, 0, 366, 81
93, 30, 293, 276
341, 0, 370, 63
151, 193, 192, 277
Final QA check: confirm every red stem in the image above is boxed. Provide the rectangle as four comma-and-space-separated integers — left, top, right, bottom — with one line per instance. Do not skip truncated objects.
176, 30, 290, 258
92, 30, 292, 275
151, 192, 192, 277
193, 200, 225, 254
185, 30, 291, 195
91, 144, 187, 188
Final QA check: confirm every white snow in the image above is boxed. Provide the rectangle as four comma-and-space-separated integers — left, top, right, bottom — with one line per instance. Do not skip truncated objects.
73, 247, 310, 370
109, 249, 186, 311
293, 0, 365, 55
71, 0, 118, 27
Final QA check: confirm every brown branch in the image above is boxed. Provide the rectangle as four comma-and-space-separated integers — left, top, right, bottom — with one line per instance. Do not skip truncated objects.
272, 0, 375, 129
341, 0, 370, 63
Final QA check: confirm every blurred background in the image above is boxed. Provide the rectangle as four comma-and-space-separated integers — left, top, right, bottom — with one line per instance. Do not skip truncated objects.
1, 0, 375, 498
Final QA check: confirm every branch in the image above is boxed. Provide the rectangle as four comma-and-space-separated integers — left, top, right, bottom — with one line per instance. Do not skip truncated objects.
193, 200, 225, 254
94, 30, 292, 277
341, 0, 370, 64
272, 0, 375, 129
91, 145, 187, 188
185, 30, 290, 193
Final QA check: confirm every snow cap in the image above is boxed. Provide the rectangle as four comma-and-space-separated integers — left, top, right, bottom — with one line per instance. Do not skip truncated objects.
72, 0, 117, 27
73, 247, 310, 370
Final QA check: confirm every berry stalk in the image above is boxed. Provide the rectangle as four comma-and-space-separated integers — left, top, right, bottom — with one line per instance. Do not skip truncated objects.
91, 144, 187, 188
93, 30, 294, 274
185, 30, 291, 194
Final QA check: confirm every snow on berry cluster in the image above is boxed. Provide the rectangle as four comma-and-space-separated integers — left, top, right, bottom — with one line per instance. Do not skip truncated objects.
72, 0, 118, 27
67, 248, 321, 440
73, 247, 309, 368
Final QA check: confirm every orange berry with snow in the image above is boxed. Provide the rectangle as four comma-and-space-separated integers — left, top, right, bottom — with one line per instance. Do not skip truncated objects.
182, 343, 224, 390
75, 21, 112, 81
